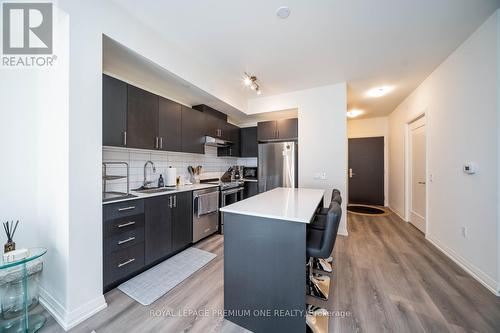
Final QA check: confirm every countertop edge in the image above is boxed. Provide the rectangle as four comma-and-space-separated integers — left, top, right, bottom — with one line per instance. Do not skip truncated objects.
103, 184, 219, 205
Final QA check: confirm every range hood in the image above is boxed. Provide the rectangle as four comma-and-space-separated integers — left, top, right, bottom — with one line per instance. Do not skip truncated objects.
205, 136, 232, 147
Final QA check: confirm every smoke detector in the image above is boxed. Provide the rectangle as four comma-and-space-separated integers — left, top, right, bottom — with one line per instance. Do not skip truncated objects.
276, 6, 291, 19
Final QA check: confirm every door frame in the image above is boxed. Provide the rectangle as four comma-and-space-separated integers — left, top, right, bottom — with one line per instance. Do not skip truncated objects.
404, 110, 429, 234
347, 135, 388, 207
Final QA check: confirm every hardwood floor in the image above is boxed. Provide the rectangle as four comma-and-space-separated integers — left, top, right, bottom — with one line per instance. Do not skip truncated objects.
40, 211, 500, 333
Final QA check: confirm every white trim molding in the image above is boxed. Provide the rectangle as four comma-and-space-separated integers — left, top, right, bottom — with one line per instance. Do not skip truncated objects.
40, 287, 107, 331
426, 235, 499, 296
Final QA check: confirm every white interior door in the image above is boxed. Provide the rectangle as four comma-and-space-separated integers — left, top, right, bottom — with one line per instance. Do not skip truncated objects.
409, 117, 426, 233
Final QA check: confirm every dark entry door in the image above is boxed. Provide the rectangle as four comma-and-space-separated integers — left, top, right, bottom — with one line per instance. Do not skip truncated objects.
348, 137, 384, 205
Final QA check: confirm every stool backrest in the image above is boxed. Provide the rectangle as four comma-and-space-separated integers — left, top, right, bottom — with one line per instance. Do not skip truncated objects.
331, 189, 342, 205
320, 202, 342, 258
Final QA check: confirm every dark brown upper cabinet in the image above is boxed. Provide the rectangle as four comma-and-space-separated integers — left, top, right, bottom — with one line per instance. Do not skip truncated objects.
181, 106, 205, 154
102, 74, 127, 147
257, 120, 278, 141
240, 126, 258, 157
257, 118, 298, 141
193, 104, 229, 140
127, 85, 159, 150
158, 97, 182, 152
277, 118, 298, 140
218, 123, 240, 157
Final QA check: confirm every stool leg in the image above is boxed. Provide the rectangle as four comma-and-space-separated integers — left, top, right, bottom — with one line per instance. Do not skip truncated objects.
306, 304, 329, 333
307, 258, 330, 301
312, 258, 333, 273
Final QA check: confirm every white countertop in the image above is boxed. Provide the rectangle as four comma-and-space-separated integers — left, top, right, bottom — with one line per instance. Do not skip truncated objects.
219, 187, 325, 223
103, 183, 219, 205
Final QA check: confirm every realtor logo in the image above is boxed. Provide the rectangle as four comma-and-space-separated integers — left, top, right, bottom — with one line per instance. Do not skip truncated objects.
1, 2, 56, 67
2, 2, 53, 54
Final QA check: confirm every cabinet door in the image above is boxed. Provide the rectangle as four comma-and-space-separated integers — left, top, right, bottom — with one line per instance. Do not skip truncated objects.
127, 85, 159, 150
204, 113, 220, 137
172, 191, 193, 252
102, 74, 127, 147
218, 123, 240, 157
158, 97, 182, 152
240, 127, 258, 157
277, 118, 298, 140
182, 106, 205, 154
145, 195, 173, 265
220, 121, 232, 141
257, 121, 277, 141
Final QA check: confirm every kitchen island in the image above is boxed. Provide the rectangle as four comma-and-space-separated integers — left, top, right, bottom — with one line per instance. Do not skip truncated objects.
220, 187, 325, 333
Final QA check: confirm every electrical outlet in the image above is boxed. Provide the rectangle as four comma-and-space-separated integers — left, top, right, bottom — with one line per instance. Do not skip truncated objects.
461, 226, 467, 238
320, 172, 327, 180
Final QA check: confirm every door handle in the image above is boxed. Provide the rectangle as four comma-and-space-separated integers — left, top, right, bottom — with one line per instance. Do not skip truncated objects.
349, 168, 355, 178
418, 181, 426, 185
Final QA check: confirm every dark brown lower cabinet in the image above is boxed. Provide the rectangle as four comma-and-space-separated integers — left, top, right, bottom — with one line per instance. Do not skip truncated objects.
145, 195, 173, 265
103, 192, 194, 292
171, 191, 193, 252
244, 181, 259, 199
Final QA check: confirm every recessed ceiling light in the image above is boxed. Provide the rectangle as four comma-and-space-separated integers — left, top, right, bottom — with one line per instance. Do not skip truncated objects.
347, 110, 364, 118
276, 6, 291, 19
367, 86, 394, 98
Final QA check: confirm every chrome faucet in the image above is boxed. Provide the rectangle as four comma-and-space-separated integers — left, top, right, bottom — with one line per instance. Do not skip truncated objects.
143, 161, 156, 188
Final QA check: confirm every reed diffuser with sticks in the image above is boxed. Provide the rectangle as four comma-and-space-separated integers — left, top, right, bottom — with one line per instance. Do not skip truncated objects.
3, 221, 19, 253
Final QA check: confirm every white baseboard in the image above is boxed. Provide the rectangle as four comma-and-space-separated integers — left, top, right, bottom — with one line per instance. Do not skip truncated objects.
425, 235, 499, 296
40, 287, 107, 331
388, 206, 407, 222
338, 227, 348, 237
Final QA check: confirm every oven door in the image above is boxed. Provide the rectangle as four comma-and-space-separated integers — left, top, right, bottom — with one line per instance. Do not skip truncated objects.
220, 187, 244, 234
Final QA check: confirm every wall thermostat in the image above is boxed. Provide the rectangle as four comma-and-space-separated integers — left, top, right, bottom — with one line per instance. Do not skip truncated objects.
463, 163, 477, 175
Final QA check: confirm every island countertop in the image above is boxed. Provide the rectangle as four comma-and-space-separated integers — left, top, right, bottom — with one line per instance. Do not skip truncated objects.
220, 187, 325, 223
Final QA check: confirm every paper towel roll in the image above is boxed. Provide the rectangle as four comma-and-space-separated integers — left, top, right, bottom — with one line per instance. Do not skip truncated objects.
166, 167, 177, 187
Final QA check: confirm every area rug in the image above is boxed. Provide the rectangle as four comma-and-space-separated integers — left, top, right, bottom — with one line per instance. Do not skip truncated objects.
118, 247, 217, 305
347, 204, 389, 216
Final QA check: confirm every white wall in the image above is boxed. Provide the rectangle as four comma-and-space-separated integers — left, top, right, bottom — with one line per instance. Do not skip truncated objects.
247, 84, 348, 235
0, 6, 74, 325
388, 11, 499, 294
347, 117, 389, 206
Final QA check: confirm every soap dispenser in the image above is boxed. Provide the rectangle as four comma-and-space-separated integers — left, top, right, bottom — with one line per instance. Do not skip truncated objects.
158, 174, 164, 188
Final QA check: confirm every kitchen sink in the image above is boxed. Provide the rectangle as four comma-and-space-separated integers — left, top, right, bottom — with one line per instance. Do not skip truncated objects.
133, 187, 176, 194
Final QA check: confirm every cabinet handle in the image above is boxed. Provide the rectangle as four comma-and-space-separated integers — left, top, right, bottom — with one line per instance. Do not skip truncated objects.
123, 131, 127, 146
155, 137, 159, 149
173, 195, 177, 208
169, 196, 172, 208
118, 236, 135, 245
277, 130, 279, 139
117, 221, 135, 228
118, 206, 136, 212
160, 137, 163, 149
229, 148, 232, 156
118, 258, 135, 268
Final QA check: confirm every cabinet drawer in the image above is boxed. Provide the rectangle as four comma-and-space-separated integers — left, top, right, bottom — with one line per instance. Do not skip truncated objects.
104, 243, 144, 286
104, 214, 144, 238
104, 200, 144, 220
105, 228, 145, 254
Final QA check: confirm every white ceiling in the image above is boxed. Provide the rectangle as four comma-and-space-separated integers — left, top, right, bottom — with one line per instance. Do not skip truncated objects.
109, 0, 499, 119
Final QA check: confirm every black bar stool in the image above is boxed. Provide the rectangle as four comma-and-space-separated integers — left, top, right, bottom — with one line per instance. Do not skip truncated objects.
306, 202, 342, 333
310, 190, 342, 272
306, 202, 342, 300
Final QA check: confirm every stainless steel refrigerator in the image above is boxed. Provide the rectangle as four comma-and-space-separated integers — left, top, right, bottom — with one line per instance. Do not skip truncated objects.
258, 141, 298, 193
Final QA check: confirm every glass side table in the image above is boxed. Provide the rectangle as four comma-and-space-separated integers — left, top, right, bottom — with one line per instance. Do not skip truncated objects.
0, 248, 47, 333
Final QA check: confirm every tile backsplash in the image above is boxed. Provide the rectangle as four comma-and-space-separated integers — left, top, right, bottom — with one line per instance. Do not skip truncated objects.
102, 146, 257, 193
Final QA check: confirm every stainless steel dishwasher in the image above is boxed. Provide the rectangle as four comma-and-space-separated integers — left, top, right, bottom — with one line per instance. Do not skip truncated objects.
193, 187, 220, 242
